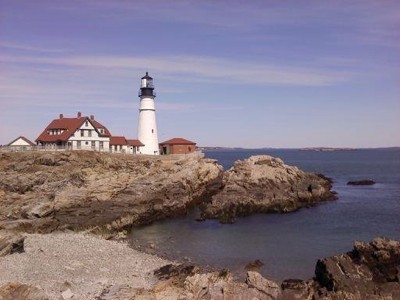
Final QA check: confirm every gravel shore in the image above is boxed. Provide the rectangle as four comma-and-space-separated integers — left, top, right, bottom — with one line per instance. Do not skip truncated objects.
0, 232, 171, 299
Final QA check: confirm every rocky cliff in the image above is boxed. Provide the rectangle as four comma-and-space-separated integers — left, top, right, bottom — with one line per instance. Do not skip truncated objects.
201, 155, 336, 223
0, 151, 223, 233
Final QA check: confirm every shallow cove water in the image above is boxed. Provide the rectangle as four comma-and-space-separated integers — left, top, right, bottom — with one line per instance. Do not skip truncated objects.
129, 148, 400, 281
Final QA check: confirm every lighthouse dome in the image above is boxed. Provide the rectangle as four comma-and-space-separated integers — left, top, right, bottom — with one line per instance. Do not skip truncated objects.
141, 72, 153, 80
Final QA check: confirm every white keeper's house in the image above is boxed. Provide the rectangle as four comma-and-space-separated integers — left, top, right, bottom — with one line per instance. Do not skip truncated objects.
36, 112, 143, 154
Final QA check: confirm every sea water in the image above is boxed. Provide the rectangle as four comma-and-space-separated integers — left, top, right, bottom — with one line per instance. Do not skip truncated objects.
130, 148, 400, 280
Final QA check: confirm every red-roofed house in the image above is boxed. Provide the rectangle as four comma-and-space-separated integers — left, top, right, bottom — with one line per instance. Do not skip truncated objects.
110, 136, 144, 154
36, 112, 112, 151
159, 138, 196, 155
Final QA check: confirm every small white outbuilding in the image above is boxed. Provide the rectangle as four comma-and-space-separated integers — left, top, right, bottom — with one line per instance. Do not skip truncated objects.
7, 136, 35, 151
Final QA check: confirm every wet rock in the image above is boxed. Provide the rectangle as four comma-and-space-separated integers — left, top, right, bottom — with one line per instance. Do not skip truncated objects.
0, 282, 49, 300
245, 259, 264, 272
0, 230, 25, 256
347, 180, 375, 185
201, 155, 336, 222
154, 263, 198, 281
280, 279, 315, 300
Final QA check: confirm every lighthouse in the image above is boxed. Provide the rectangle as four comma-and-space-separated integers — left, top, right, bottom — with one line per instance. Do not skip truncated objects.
137, 72, 159, 155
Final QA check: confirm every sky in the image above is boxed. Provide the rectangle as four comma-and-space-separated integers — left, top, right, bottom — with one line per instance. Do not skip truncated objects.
0, 0, 399, 148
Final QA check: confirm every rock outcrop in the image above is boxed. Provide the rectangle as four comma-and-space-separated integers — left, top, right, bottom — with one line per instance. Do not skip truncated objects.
201, 155, 336, 223
0, 151, 223, 232
281, 237, 400, 300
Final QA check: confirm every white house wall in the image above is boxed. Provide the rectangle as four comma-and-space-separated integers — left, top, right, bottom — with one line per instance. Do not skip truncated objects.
68, 120, 110, 151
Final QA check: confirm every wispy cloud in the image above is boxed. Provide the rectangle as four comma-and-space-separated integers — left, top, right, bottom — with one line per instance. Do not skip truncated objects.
0, 53, 353, 87
0, 41, 70, 53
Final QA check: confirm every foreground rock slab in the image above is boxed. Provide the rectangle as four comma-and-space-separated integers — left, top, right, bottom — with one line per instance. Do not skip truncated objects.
201, 155, 336, 223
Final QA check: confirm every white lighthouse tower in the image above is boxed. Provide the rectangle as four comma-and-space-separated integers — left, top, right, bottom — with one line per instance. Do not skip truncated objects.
137, 72, 159, 155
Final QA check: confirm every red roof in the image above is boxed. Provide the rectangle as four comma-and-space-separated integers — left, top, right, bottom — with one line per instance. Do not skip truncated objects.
127, 139, 144, 146
110, 137, 144, 146
7, 136, 35, 146
159, 138, 196, 145
110, 136, 127, 145
36, 114, 111, 143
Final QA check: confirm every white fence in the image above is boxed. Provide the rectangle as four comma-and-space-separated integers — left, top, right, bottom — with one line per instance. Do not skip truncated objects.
0, 145, 203, 156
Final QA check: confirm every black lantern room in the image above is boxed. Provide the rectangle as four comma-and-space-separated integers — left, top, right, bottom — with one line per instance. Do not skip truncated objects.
139, 72, 156, 97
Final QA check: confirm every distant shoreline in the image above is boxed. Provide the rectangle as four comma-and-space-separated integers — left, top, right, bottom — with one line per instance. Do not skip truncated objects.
198, 146, 400, 151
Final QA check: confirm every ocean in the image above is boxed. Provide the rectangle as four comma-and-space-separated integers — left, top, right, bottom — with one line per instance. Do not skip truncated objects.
130, 148, 400, 280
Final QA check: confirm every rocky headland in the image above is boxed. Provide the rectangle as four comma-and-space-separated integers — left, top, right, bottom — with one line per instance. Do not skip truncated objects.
0, 151, 334, 231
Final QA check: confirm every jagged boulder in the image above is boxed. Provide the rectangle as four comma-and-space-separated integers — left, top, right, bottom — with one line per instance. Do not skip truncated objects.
201, 155, 335, 223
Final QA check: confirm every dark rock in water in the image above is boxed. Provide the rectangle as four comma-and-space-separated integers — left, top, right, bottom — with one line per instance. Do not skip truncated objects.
0, 230, 25, 256
245, 259, 264, 271
201, 155, 336, 223
347, 179, 376, 185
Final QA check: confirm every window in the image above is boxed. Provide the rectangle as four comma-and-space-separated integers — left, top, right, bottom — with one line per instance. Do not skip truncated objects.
85, 141, 89, 145
80, 130, 84, 137
77, 141, 81, 149
99, 141, 103, 149
91, 141, 95, 149
85, 120, 89, 127
88, 130, 92, 137
152, 129, 154, 133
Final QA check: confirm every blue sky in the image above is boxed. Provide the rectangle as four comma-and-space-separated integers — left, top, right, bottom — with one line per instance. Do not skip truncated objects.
1, 0, 399, 147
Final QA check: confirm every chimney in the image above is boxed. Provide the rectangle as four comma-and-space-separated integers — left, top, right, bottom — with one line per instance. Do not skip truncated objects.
59, 114, 64, 119
90, 115, 94, 120
77, 112, 82, 118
